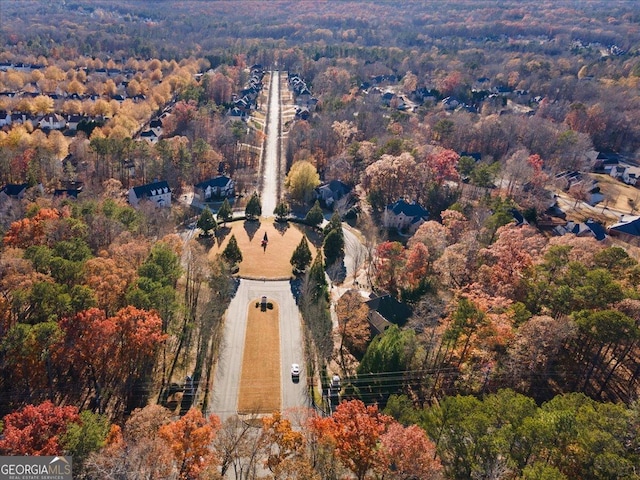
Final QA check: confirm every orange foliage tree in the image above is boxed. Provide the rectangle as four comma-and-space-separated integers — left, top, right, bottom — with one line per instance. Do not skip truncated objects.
158, 408, 221, 480
3, 208, 62, 249
57, 306, 165, 413
261, 411, 306, 473
309, 399, 392, 480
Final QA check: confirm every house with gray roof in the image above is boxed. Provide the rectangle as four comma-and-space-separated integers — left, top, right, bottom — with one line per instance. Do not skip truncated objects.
194, 175, 235, 201
608, 215, 640, 241
383, 199, 429, 233
553, 219, 607, 241
128, 180, 171, 208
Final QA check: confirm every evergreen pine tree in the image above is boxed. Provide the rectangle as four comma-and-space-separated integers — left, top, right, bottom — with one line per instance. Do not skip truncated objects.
308, 253, 328, 301
274, 200, 290, 221
196, 206, 217, 236
222, 234, 242, 265
217, 198, 233, 225
245, 192, 262, 220
290, 235, 312, 273
305, 200, 324, 227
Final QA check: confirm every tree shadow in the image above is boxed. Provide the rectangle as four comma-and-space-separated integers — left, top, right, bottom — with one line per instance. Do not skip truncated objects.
292, 223, 323, 249
243, 219, 261, 242
274, 220, 290, 236
326, 258, 347, 284
289, 277, 302, 305
215, 226, 231, 247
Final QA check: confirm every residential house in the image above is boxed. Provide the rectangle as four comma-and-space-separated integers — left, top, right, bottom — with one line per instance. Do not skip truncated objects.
53, 181, 83, 200
194, 175, 235, 201
314, 180, 352, 208
364, 292, 412, 335
383, 199, 429, 233
139, 129, 159, 144
294, 106, 310, 120
128, 180, 172, 208
611, 165, 640, 186
0, 111, 10, 127
381, 91, 396, 107
66, 114, 84, 131
608, 215, 640, 241
510, 209, 529, 227
553, 219, 607, 241
38, 113, 66, 130
11, 113, 34, 125
593, 151, 621, 173
229, 106, 247, 119
555, 171, 604, 206
0, 183, 28, 202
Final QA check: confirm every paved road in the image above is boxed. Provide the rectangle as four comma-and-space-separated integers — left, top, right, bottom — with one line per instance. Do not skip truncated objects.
208, 279, 306, 420
260, 70, 281, 217
209, 72, 308, 420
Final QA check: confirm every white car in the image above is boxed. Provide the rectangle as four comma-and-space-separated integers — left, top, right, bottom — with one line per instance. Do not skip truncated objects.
291, 363, 300, 378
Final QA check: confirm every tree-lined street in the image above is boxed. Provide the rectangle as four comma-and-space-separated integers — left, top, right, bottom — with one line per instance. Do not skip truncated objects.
209, 72, 308, 420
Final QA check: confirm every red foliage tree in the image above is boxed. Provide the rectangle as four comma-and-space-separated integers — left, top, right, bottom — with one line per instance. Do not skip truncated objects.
374, 241, 405, 296
404, 242, 430, 290
378, 422, 443, 479
0, 401, 79, 455
424, 147, 460, 185
309, 399, 392, 480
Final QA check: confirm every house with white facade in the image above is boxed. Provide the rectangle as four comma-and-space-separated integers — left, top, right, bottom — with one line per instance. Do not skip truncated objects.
128, 180, 172, 208
612, 165, 640, 186
194, 175, 235, 201
383, 199, 429, 233
38, 113, 67, 130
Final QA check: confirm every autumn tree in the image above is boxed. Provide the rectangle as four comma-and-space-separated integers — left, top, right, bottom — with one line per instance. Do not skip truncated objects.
261, 411, 306, 474
158, 408, 221, 480
309, 399, 392, 480
83, 257, 136, 314
3, 207, 62, 249
374, 241, 405, 297
336, 289, 370, 366
377, 422, 443, 480
362, 152, 416, 209
0, 401, 79, 455
285, 160, 320, 204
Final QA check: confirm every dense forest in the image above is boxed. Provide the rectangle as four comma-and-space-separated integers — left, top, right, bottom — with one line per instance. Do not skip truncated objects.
1, 1, 640, 479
